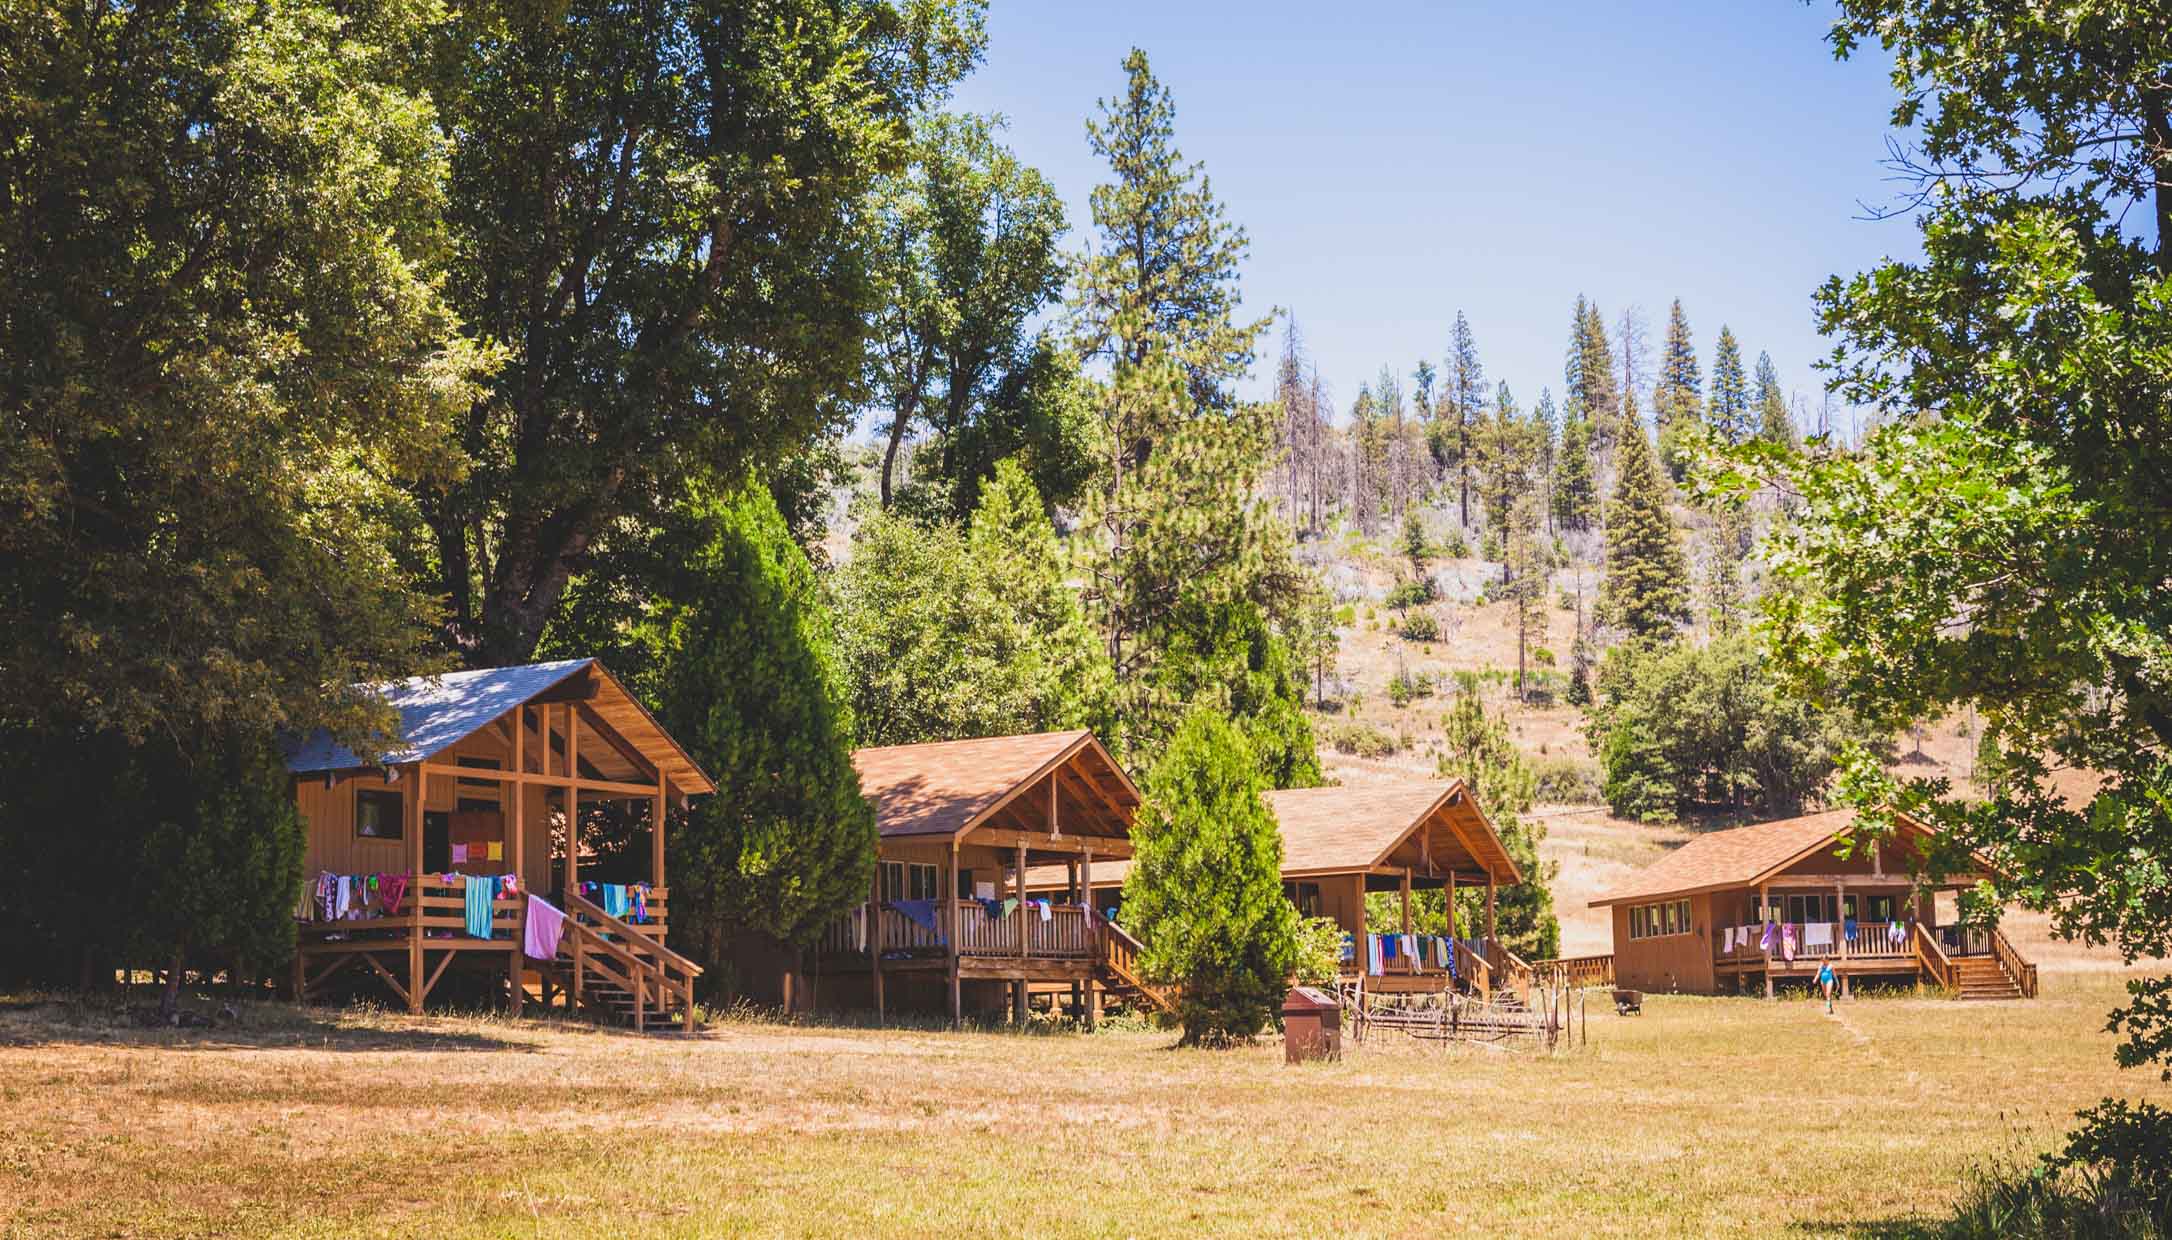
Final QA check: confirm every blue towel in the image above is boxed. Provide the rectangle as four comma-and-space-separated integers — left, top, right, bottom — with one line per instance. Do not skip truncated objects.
464, 877, 495, 939
1339, 932, 1355, 964
603, 883, 630, 920
892, 899, 940, 934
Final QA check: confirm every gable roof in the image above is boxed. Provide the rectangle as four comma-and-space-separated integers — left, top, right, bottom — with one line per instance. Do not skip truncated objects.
1589, 808, 1944, 907
1267, 782, 1521, 883
853, 730, 1139, 839
1023, 779, 1523, 890
282, 659, 715, 796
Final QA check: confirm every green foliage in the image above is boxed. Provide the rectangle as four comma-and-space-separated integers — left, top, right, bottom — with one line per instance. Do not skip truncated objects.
1565, 297, 1619, 450
1396, 612, 1441, 643
1752, 351, 1794, 447
1291, 916, 1348, 988
1585, 637, 1858, 822
658, 480, 875, 966
1532, 756, 1604, 805
1401, 511, 1430, 576
0, 727, 304, 1014
1706, 326, 1751, 444
1653, 299, 1704, 480
424, 0, 986, 663
1122, 709, 1298, 1047
1385, 578, 1437, 611
1552, 415, 1598, 533
1708, 0, 2172, 1084
0, 0, 484, 751
833, 461, 1112, 746
1070, 49, 1320, 786
1325, 721, 1400, 759
1932, 1101, 2172, 1238
869, 112, 1073, 511
1600, 420, 1691, 639
1387, 666, 1435, 707
1437, 686, 1559, 958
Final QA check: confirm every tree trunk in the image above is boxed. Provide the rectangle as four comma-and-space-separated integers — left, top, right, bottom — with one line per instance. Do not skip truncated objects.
158, 943, 186, 1023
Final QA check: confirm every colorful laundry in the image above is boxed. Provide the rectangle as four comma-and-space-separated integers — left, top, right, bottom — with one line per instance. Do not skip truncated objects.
1781, 923, 1798, 962
380, 873, 408, 916
464, 876, 495, 939
602, 883, 629, 920
1366, 934, 1384, 975
1803, 922, 1834, 949
523, 896, 567, 960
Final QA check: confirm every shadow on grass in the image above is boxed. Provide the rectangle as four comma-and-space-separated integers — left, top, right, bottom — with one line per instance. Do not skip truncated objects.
1786, 1222, 1936, 1239
0, 994, 553, 1053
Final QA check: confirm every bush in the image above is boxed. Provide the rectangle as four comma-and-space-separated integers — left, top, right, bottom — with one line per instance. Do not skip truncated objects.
1932, 1102, 2172, 1238
1385, 578, 1437, 610
1532, 756, 1603, 805
1397, 612, 1440, 642
1291, 916, 1347, 987
1325, 721, 1398, 759
1387, 667, 1433, 707
1533, 646, 1557, 667
1442, 530, 1469, 558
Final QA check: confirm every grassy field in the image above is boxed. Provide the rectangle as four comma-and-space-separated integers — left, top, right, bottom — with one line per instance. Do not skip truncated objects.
4, 972, 2165, 1238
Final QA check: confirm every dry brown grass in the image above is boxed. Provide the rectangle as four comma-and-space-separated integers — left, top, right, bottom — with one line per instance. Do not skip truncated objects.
3, 971, 2166, 1239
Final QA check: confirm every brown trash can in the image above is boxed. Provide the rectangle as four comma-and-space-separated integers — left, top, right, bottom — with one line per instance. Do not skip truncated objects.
1282, 986, 1342, 1063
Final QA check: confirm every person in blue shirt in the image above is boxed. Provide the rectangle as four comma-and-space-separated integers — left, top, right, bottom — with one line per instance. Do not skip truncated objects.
1817, 959, 1837, 1013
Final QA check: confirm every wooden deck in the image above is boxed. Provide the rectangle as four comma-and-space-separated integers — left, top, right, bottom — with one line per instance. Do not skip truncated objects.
1711, 921, 2036, 999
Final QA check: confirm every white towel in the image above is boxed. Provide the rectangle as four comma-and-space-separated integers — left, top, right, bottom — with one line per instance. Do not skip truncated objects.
1803, 922, 1834, 948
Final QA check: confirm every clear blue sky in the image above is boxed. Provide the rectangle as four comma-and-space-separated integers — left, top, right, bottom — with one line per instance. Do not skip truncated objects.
950, 0, 1918, 433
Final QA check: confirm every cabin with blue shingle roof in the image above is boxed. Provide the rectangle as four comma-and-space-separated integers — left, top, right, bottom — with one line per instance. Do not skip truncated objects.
282, 659, 714, 1030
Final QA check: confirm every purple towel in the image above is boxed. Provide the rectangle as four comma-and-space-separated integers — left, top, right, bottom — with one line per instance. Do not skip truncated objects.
524, 896, 567, 960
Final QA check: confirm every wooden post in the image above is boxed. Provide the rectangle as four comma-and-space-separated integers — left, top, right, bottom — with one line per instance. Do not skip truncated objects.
566, 705, 582, 896
1013, 837, 1028, 1025
406, 763, 424, 1015
1016, 839, 1029, 960
1081, 846, 1095, 1031
1484, 875, 1497, 942
871, 862, 886, 1024
508, 710, 526, 1016
1446, 870, 1456, 938
652, 783, 667, 888
1760, 881, 1774, 998
946, 841, 961, 1030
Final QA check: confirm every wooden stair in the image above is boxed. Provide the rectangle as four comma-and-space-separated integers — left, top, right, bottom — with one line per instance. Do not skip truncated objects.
1953, 955, 2024, 1001
1096, 921, 1179, 1017
550, 893, 702, 1033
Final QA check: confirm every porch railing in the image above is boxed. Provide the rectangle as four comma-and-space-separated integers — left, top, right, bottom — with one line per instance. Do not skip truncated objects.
1534, 953, 1615, 989
819, 900, 1096, 959
1990, 925, 2039, 998
1715, 921, 1921, 963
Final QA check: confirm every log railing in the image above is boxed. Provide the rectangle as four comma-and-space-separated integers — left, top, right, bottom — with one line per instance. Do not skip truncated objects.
1915, 925, 1957, 991
1533, 954, 1615, 989
1990, 925, 2039, 998
563, 891, 700, 1033
1484, 937, 1535, 1006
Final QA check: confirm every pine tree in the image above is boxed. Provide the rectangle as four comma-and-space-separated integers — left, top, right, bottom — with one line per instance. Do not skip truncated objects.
967, 459, 1116, 731
1532, 388, 1560, 534
1437, 685, 1559, 959
1474, 381, 1532, 548
661, 479, 876, 974
1704, 504, 1751, 638
1653, 299, 1703, 480
1071, 50, 1317, 779
1503, 493, 1554, 701
1707, 326, 1752, 444
1553, 412, 1598, 533
1598, 416, 1691, 639
1753, 351, 1795, 446
1567, 299, 1619, 452
1122, 708, 1298, 1046
1447, 311, 1486, 527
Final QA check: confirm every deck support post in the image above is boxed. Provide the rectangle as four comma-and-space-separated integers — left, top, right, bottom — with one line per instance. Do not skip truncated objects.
1760, 881, 1774, 998
871, 864, 886, 1025
946, 841, 961, 1030
406, 763, 424, 1015
1400, 868, 1413, 936
1013, 837, 1029, 1026
508, 710, 527, 1017
1081, 846, 1096, 1031
1484, 875, 1497, 943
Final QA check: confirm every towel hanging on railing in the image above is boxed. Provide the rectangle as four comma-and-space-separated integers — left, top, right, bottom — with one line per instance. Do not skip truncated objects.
524, 896, 567, 960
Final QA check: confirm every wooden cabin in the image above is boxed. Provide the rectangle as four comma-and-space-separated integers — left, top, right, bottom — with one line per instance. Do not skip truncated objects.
810, 729, 1173, 1026
1589, 809, 2037, 1000
282, 659, 715, 1030
1029, 781, 1530, 1001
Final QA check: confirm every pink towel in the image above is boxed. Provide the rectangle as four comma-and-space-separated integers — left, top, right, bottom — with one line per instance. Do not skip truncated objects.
524, 896, 567, 961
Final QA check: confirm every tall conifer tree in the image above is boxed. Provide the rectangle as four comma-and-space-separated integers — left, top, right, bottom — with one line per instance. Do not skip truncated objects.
1707, 326, 1752, 444
1653, 299, 1703, 479
1598, 415, 1690, 639
1447, 311, 1486, 527
1753, 351, 1795, 446
1553, 413, 1598, 534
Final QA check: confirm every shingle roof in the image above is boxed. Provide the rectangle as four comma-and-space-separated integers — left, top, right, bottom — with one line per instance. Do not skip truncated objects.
1588, 809, 1864, 907
281, 659, 715, 795
1024, 779, 1521, 889
853, 730, 1137, 838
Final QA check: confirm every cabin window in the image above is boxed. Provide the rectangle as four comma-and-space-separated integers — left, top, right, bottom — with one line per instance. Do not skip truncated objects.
1867, 895, 1897, 922
879, 861, 941, 902
355, 789, 404, 840
1284, 881, 1322, 918
1785, 893, 1838, 924
1628, 899, 1691, 940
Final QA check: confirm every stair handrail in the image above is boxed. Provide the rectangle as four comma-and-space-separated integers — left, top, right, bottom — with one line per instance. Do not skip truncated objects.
1485, 936, 1535, 1005
558, 914, 659, 1025
564, 891, 699, 1031
1093, 917, 1178, 1016
1454, 939, 1493, 1001
1988, 925, 2038, 999
1915, 923, 1955, 991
